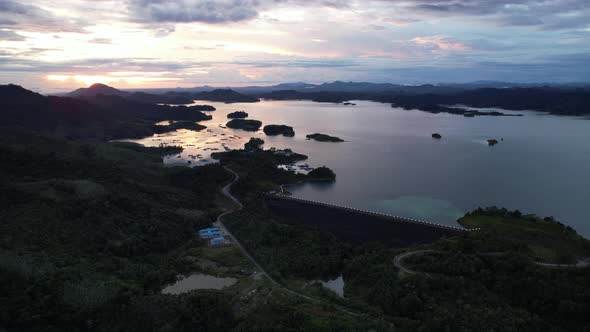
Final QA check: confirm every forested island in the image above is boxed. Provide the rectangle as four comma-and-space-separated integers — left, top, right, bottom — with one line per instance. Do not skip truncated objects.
152, 121, 207, 133
226, 119, 263, 131
227, 110, 249, 118
263, 124, 295, 137
307, 166, 336, 180
306, 133, 344, 142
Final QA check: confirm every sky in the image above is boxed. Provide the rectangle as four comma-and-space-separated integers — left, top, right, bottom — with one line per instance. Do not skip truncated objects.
0, 0, 589, 92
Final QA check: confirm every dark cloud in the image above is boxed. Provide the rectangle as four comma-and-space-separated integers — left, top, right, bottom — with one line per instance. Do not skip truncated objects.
126, 0, 354, 24
128, 0, 261, 24
400, 0, 590, 29
0, 29, 25, 41
0, 0, 86, 32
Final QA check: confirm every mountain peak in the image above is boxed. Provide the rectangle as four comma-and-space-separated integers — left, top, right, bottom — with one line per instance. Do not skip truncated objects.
88, 83, 112, 89
68, 83, 128, 97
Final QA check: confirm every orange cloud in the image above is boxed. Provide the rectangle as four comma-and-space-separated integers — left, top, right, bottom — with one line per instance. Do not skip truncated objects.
384, 19, 419, 26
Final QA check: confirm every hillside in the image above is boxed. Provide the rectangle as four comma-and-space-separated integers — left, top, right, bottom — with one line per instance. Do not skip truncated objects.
0, 85, 212, 140
0, 128, 237, 330
193, 89, 260, 103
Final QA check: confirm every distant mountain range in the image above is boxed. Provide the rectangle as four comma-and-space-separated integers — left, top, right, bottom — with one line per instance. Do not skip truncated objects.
123, 80, 590, 96
65, 83, 258, 104
53, 81, 590, 117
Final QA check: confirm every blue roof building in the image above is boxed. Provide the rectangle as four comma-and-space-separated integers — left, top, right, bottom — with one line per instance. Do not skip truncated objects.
209, 237, 226, 246
199, 227, 221, 239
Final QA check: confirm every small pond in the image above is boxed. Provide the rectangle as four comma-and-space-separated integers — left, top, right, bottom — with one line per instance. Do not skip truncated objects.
317, 275, 344, 298
162, 273, 237, 295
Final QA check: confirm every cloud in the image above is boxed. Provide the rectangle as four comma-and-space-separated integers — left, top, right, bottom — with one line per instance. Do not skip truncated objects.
383, 18, 420, 26
232, 58, 359, 68
0, 0, 86, 32
88, 38, 113, 44
412, 36, 468, 51
126, 0, 357, 25
0, 29, 25, 41
128, 0, 261, 24
400, 0, 590, 29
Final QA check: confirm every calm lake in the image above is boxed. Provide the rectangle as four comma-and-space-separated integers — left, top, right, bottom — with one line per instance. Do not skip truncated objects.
127, 99, 590, 237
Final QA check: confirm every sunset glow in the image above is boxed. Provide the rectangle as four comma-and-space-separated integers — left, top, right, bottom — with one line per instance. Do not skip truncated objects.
1, 0, 589, 92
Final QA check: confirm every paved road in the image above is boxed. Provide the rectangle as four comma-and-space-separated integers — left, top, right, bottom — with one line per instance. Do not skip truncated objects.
214, 167, 343, 307
214, 167, 279, 287
535, 259, 590, 268
393, 250, 440, 275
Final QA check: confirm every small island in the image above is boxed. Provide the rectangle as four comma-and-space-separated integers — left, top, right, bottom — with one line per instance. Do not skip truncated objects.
153, 121, 206, 134
190, 104, 216, 111
227, 111, 249, 119
306, 133, 344, 142
244, 137, 264, 151
432, 133, 442, 139
263, 125, 295, 137
307, 166, 336, 181
487, 139, 499, 146
343, 102, 356, 106
226, 119, 262, 131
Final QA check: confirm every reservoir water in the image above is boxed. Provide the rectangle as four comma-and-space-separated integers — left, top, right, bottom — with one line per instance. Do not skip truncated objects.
126, 100, 590, 237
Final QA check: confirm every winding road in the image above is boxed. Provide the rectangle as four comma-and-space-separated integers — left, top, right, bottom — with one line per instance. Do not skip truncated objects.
213, 167, 278, 287
393, 249, 590, 276
393, 250, 442, 275
214, 167, 344, 307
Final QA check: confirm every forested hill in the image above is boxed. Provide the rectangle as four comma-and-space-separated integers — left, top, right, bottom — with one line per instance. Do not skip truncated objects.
0, 84, 213, 140
67, 83, 258, 104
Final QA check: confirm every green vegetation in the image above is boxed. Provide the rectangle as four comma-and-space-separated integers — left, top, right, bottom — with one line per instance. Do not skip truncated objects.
2, 84, 590, 330
210, 146, 590, 331
263, 124, 295, 137
226, 119, 263, 131
458, 207, 590, 263
0, 127, 388, 330
306, 133, 344, 142
0, 128, 236, 330
307, 166, 336, 181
